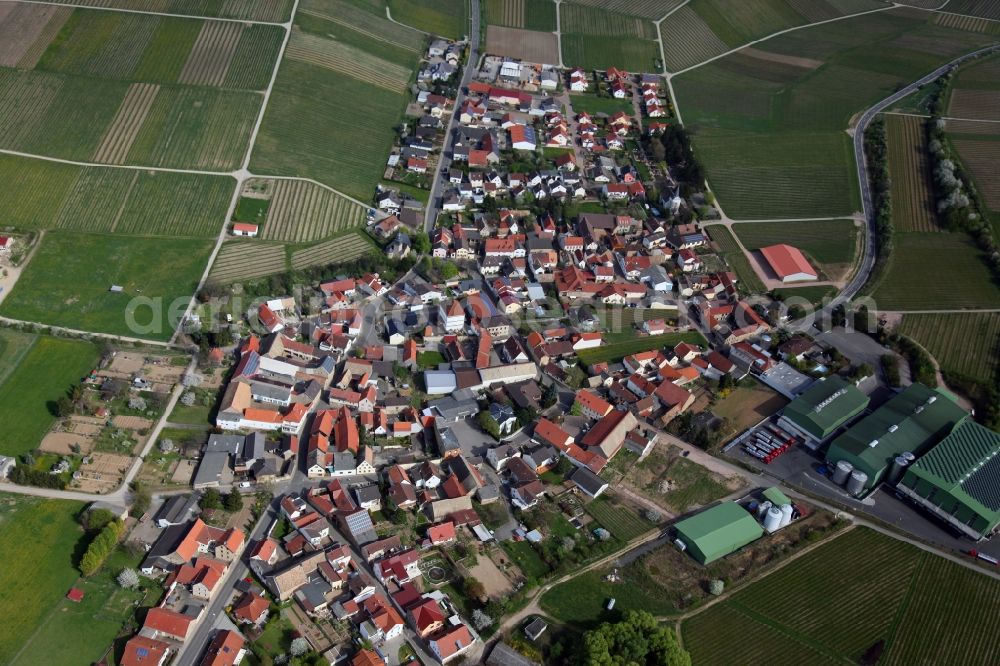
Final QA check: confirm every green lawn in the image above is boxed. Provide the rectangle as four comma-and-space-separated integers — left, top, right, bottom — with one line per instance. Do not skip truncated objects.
871, 232, 1000, 309
0, 495, 86, 664
568, 93, 635, 117
0, 329, 38, 386
540, 566, 677, 630
167, 402, 213, 426
673, 8, 998, 219
682, 527, 1000, 666
578, 331, 708, 365
388, 0, 468, 39
501, 540, 550, 580
599, 308, 679, 343
0, 231, 214, 340
234, 197, 271, 224
0, 336, 98, 458
417, 351, 445, 369
774, 285, 838, 305
12, 544, 160, 666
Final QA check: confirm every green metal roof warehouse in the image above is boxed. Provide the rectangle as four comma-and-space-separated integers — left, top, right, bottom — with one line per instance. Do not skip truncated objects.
825, 383, 968, 491
674, 502, 764, 564
778, 376, 869, 445
898, 421, 1000, 540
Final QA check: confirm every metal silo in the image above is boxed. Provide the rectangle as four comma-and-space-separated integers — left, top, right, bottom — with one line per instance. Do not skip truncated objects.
888, 454, 910, 485
779, 503, 794, 528
763, 506, 783, 532
757, 500, 772, 519
832, 460, 853, 485
846, 469, 868, 497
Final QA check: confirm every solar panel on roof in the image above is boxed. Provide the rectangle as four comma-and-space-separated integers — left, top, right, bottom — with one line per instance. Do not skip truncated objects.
136, 648, 149, 658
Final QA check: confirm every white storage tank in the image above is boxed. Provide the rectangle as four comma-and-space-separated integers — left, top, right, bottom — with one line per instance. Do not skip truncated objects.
832, 460, 853, 486
779, 503, 794, 528
757, 500, 772, 519
847, 469, 868, 497
763, 506, 783, 532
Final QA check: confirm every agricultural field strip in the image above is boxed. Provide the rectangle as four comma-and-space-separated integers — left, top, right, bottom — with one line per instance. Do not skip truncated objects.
92, 82, 160, 164
4, 0, 290, 26
669, 4, 895, 76
298, 7, 421, 53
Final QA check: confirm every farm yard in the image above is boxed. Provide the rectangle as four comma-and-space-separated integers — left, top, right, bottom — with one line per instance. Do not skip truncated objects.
897, 312, 1000, 385
672, 8, 998, 220
0, 231, 214, 340
0, 154, 234, 237
732, 219, 859, 279
872, 232, 1000, 309
387, 0, 469, 39
0, 335, 98, 458
559, 3, 661, 71
485, 0, 557, 31
885, 113, 938, 232
682, 527, 1000, 666
257, 179, 367, 243
250, 7, 420, 200
291, 231, 376, 270
210, 241, 288, 283
0, 495, 87, 665
485, 26, 560, 64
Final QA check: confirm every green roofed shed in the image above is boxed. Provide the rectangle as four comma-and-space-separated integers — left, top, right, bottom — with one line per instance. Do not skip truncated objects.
898, 421, 1000, 540
674, 502, 764, 564
762, 487, 792, 506
826, 383, 968, 491
778, 376, 869, 444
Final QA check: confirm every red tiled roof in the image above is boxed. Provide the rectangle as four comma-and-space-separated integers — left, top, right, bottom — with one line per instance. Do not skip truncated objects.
143, 607, 193, 640
533, 417, 573, 449
580, 410, 629, 448
121, 636, 170, 666
759, 244, 817, 279
199, 630, 244, 666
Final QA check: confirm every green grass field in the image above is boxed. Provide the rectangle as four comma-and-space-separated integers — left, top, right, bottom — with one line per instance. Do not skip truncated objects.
897, 312, 1000, 384
388, 0, 468, 38
673, 8, 998, 219
732, 220, 858, 265
774, 285, 837, 305
567, 93, 635, 116
501, 540, 550, 580
577, 331, 708, 365
251, 5, 419, 200
540, 567, 676, 627
0, 495, 86, 664
871, 232, 1000, 309
0, 336, 98, 458
682, 527, 1000, 665
11, 544, 161, 666
0, 154, 233, 237
0, 232, 214, 340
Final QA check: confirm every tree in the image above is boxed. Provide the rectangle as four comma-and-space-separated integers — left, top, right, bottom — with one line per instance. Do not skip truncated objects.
472, 608, 493, 630
201, 488, 222, 510
290, 637, 310, 657
709, 579, 724, 596
117, 568, 140, 589
131, 481, 151, 517
224, 490, 244, 512
582, 610, 691, 666
476, 411, 500, 441
411, 231, 431, 255
159, 438, 175, 453
56, 396, 74, 417
84, 508, 116, 532
180, 391, 196, 407
128, 396, 146, 411
464, 577, 486, 601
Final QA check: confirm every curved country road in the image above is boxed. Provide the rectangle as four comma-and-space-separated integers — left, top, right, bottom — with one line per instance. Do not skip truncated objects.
837, 43, 1000, 307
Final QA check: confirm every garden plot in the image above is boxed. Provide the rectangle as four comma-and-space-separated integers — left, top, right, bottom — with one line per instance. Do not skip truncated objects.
263, 179, 366, 243
74, 452, 132, 493
285, 30, 411, 93
291, 232, 374, 270
179, 21, 242, 87
210, 241, 287, 282
92, 83, 160, 164
485, 26, 560, 64
39, 416, 104, 455
0, 3, 71, 69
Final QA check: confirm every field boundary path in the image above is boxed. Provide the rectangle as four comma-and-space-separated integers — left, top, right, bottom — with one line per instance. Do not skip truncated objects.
169, 0, 301, 344
0, 0, 289, 25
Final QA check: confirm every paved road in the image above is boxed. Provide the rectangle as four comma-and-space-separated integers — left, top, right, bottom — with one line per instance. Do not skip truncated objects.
836, 44, 1000, 308
423, 0, 481, 233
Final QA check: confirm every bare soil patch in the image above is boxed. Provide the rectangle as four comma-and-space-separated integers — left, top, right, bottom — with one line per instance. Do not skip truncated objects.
462, 549, 514, 598
485, 26, 560, 65
0, 4, 70, 69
